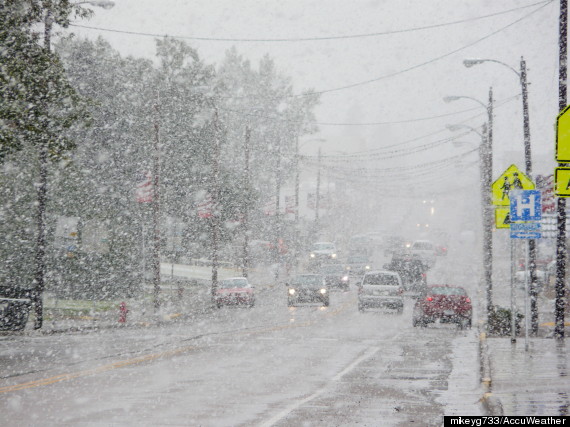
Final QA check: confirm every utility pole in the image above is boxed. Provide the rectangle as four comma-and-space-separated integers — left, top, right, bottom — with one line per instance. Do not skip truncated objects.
152, 98, 161, 312
242, 126, 251, 278
33, 8, 55, 329
520, 57, 539, 336
274, 136, 282, 279
555, 0, 568, 340
485, 89, 494, 324
211, 110, 221, 299
481, 123, 494, 322
315, 147, 321, 238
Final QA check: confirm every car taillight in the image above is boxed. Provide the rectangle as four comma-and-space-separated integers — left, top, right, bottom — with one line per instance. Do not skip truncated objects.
426, 296, 433, 301
466, 297, 471, 303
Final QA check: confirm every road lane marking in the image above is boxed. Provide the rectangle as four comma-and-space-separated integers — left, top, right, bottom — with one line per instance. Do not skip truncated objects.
258, 346, 380, 427
0, 345, 195, 394
1, 293, 356, 394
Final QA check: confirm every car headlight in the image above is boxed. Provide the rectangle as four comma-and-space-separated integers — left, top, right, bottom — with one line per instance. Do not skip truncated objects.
346, 266, 351, 270
288, 288, 296, 295
331, 253, 337, 259
310, 253, 315, 258
320, 288, 327, 294
342, 276, 349, 281
365, 265, 371, 270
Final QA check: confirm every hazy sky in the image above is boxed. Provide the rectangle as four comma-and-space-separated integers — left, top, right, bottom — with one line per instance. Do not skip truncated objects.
65, 0, 560, 182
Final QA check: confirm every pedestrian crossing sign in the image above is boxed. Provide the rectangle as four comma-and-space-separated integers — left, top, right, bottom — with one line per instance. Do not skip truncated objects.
556, 105, 570, 162
554, 167, 570, 197
491, 164, 535, 206
494, 207, 511, 229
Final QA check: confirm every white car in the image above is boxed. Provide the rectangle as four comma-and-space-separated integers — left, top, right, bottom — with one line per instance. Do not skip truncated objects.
309, 242, 338, 262
410, 240, 436, 268
358, 270, 404, 312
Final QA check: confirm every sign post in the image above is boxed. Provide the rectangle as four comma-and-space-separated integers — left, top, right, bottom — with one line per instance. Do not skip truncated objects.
509, 190, 541, 351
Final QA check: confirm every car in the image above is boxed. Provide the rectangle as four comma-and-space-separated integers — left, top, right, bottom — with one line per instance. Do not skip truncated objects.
308, 242, 338, 265
345, 254, 372, 276
357, 270, 404, 312
319, 263, 350, 290
383, 252, 428, 297
348, 234, 374, 256
383, 235, 409, 257
412, 285, 472, 329
287, 274, 329, 307
214, 277, 255, 308
435, 244, 448, 256
410, 240, 436, 268
0, 285, 32, 331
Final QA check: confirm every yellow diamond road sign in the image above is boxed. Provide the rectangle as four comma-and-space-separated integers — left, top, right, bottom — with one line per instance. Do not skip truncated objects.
556, 105, 570, 162
495, 207, 511, 229
554, 167, 570, 197
491, 164, 535, 206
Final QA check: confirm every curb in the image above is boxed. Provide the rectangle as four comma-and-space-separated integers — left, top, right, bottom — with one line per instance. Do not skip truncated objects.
478, 328, 504, 416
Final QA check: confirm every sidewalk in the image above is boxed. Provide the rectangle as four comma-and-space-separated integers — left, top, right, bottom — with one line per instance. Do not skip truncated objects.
482, 335, 570, 416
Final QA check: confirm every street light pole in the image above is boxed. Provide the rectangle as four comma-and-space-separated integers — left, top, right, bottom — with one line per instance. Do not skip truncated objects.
447, 123, 492, 321
464, 57, 538, 335
444, 92, 494, 322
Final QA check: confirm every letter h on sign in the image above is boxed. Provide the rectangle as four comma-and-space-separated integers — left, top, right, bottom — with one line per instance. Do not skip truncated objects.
510, 190, 542, 222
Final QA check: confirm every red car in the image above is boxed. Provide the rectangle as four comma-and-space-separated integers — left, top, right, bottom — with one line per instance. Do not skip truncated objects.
214, 277, 255, 308
412, 285, 472, 329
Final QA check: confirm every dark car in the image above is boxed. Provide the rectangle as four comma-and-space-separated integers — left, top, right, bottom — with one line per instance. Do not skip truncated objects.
384, 250, 428, 296
412, 285, 472, 329
345, 254, 372, 277
0, 286, 32, 331
214, 277, 255, 308
287, 274, 329, 307
320, 264, 350, 290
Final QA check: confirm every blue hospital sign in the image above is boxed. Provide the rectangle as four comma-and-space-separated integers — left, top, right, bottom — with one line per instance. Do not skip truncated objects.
509, 190, 542, 222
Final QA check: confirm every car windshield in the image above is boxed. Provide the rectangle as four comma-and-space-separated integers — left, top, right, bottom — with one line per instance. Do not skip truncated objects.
290, 275, 323, 287
429, 287, 466, 296
313, 243, 334, 251
219, 279, 249, 288
413, 242, 433, 250
320, 265, 344, 274
348, 256, 368, 263
362, 274, 399, 286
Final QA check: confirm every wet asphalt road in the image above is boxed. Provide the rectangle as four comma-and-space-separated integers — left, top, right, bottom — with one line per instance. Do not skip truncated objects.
0, 279, 483, 426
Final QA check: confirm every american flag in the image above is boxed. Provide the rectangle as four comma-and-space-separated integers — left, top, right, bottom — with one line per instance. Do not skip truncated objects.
285, 195, 296, 214
197, 193, 213, 218
263, 196, 277, 216
135, 171, 153, 203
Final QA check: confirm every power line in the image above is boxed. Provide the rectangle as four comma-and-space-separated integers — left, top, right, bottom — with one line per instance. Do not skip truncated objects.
298, 1, 552, 97
69, 1, 549, 43
218, 93, 519, 128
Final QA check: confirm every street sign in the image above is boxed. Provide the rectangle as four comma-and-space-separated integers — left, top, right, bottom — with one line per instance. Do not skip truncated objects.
491, 164, 535, 206
554, 167, 570, 197
494, 207, 511, 229
509, 190, 541, 221
510, 223, 542, 239
556, 105, 570, 162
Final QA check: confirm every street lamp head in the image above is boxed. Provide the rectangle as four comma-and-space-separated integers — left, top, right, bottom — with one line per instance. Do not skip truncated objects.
463, 59, 485, 68
82, 0, 115, 9
443, 96, 461, 103
446, 124, 462, 132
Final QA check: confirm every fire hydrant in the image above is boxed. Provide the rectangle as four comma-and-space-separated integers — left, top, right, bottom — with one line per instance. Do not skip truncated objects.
118, 301, 129, 323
